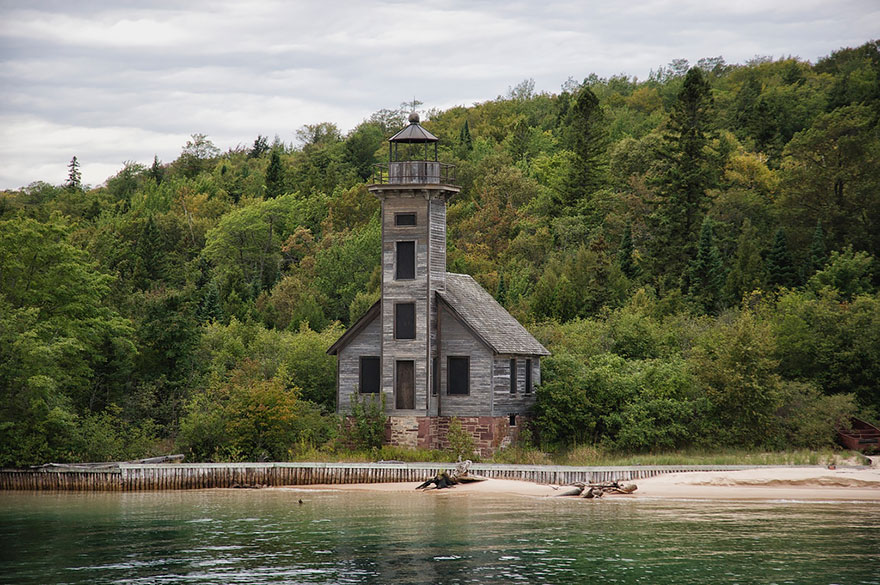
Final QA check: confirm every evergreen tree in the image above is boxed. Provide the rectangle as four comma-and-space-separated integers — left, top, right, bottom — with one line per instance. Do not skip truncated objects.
149, 155, 164, 185
459, 119, 473, 152
249, 134, 269, 159
265, 149, 284, 199
651, 67, 717, 275
724, 218, 766, 303
197, 281, 224, 323
809, 220, 828, 274
563, 86, 608, 207
767, 227, 797, 288
133, 215, 167, 289
617, 222, 638, 279
496, 273, 507, 306
66, 156, 82, 191
687, 217, 726, 312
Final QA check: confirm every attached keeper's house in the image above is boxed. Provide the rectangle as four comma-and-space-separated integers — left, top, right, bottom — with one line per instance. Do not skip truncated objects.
327, 113, 549, 455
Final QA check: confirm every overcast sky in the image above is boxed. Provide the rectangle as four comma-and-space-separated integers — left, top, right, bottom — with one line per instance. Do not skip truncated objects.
1, 0, 877, 190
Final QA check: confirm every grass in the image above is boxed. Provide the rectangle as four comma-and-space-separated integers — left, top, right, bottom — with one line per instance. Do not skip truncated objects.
283, 442, 870, 467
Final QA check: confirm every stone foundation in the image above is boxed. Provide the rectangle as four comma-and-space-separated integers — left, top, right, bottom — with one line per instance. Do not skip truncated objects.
383, 415, 525, 457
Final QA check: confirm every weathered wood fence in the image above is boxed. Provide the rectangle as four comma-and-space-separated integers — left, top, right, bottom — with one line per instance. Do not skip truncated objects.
0, 462, 766, 491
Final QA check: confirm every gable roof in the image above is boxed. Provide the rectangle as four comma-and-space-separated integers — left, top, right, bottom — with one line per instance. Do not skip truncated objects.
326, 300, 380, 355
439, 273, 550, 356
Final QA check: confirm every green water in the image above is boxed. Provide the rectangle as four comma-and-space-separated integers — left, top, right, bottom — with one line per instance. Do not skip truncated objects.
1, 489, 878, 585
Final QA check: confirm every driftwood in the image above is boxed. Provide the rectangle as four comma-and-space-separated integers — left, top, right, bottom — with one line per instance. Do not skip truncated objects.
416, 460, 487, 490
31, 454, 185, 470
553, 480, 638, 498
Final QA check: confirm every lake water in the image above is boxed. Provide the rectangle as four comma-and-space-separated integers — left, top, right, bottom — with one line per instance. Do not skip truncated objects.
1, 489, 878, 585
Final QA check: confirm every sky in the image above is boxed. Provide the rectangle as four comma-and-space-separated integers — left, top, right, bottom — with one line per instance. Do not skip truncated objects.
0, 0, 878, 190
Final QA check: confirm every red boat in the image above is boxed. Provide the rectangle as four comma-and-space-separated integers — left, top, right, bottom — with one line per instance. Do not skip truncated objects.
838, 418, 880, 453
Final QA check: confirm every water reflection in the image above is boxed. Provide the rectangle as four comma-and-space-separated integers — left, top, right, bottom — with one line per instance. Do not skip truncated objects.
1, 489, 878, 584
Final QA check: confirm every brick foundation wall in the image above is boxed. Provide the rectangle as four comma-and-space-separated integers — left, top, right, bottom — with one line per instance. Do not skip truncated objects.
385, 415, 526, 456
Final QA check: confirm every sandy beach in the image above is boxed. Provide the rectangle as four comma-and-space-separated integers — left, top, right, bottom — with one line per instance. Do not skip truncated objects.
292, 466, 880, 501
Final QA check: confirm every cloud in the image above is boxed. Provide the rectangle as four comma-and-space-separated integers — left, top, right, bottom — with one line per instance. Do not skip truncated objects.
1, 0, 878, 189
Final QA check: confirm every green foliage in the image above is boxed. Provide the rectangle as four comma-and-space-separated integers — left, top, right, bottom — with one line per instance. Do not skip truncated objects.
687, 218, 726, 312
446, 417, 478, 459
346, 392, 387, 450
265, 149, 285, 199
807, 246, 875, 299
767, 227, 797, 288
178, 361, 332, 461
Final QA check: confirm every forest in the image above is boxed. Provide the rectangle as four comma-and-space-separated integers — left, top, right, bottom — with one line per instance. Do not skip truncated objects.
1, 41, 878, 466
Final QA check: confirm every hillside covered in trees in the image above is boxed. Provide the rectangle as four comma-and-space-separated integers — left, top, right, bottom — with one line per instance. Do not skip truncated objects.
2, 41, 879, 466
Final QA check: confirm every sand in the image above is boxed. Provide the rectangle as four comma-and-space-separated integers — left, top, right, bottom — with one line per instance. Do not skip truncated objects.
291, 466, 880, 501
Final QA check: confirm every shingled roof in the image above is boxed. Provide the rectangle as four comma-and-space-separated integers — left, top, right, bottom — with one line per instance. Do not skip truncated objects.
439, 273, 550, 356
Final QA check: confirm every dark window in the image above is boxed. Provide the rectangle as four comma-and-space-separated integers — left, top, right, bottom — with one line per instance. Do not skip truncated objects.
509, 358, 517, 394
359, 356, 380, 394
394, 303, 415, 339
396, 241, 415, 280
448, 356, 469, 395
525, 359, 533, 394
432, 357, 439, 396
509, 413, 517, 426
395, 213, 416, 226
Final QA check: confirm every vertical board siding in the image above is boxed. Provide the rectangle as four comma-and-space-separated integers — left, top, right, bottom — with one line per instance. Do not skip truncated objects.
0, 463, 769, 491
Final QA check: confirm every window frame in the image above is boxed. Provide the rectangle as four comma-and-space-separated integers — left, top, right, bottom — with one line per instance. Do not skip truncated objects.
447, 356, 470, 396
394, 302, 416, 340
359, 356, 380, 394
395, 212, 417, 226
509, 358, 517, 394
396, 240, 416, 280
525, 358, 533, 394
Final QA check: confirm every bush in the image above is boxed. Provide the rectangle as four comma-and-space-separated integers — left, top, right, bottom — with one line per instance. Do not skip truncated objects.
345, 392, 386, 450
177, 361, 334, 461
447, 417, 477, 460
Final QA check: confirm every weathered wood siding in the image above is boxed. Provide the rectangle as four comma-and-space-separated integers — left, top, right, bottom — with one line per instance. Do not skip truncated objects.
438, 303, 493, 416
337, 313, 383, 414
381, 192, 430, 413
491, 355, 540, 416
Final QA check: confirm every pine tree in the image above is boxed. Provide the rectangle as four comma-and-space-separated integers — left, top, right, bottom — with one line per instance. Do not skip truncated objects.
66, 156, 82, 191
617, 222, 638, 279
459, 120, 472, 152
563, 85, 608, 207
687, 218, 726, 312
265, 149, 284, 199
724, 218, 766, 303
651, 67, 716, 275
197, 281, 224, 323
496, 273, 507, 306
809, 220, 828, 274
149, 155, 164, 185
249, 134, 269, 159
767, 227, 797, 288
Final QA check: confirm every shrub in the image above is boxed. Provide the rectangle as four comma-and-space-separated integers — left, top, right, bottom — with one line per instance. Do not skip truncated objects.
447, 417, 478, 460
346, 392, 386, 450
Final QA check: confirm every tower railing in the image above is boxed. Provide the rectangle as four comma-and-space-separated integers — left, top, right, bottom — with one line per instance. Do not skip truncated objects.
372, 161, 456, 185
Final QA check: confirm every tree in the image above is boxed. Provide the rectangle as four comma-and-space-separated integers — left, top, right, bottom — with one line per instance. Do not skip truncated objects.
562, 86, 608, 206
779, 105, 880, 255
178, 133, 219, 177
650, 67, 717, 274
459, 119, 473, 152
249, 135, 269, 159
149, 155, 164, 185
687, 217, 726, 312
808, 221, 827, 275
767, 227, 797, 289
617, 222, 638, 279
725, 218, 766, 303
265, 149, 284, 199
66, 156, 82, 191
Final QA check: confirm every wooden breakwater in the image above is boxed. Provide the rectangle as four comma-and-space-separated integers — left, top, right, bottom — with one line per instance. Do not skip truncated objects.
0, 462, 769, 491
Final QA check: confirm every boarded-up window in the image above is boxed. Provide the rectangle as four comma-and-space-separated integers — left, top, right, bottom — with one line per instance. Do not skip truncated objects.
396, 241, 415, 279
396, 360, 414, 409
509, 358, 517, 394
432, 357, 439, 396
395, 213, 416, 226
395, 303, 415, 339
359, 356, 380, 394
525, 359, 533, 394
448, 356, 469, 395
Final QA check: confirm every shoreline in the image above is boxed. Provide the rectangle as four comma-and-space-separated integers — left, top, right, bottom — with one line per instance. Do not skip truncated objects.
290, 466, 880, 502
